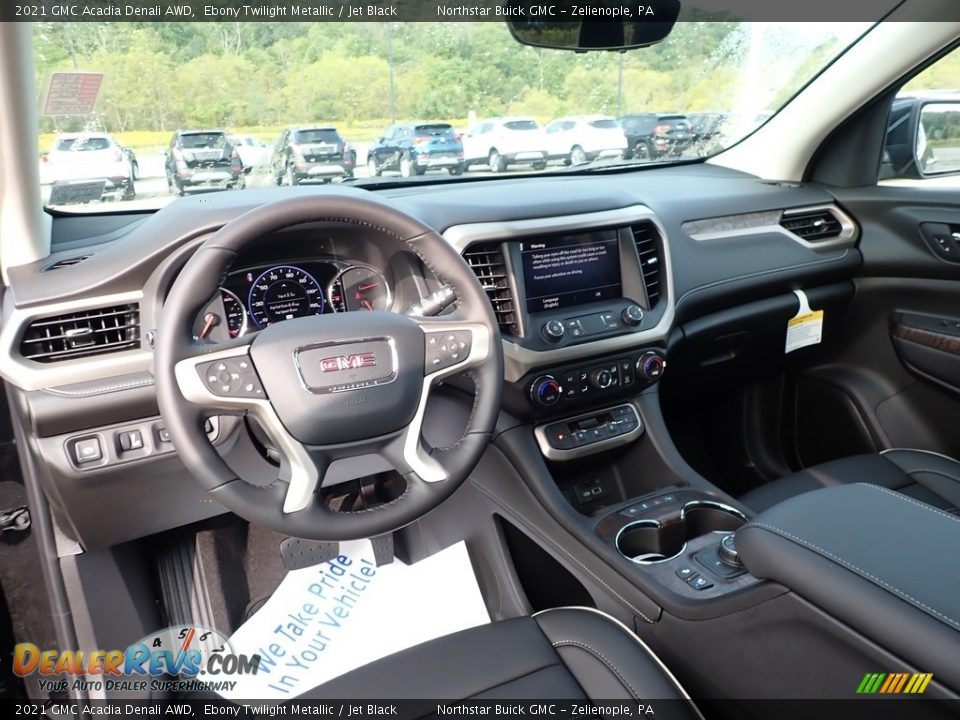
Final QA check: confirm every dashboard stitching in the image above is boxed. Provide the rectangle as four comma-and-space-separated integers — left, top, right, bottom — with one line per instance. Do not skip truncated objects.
44, 377, 154, 397
674, 249, 851, 310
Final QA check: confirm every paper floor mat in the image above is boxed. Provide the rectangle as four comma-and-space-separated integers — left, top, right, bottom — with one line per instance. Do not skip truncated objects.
200, 539, 490, 700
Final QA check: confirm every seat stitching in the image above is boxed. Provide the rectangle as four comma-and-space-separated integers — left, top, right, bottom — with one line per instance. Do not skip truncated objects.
854, 483, 960, 527
551, 640, 640, 699
747, 521, 960, 631
465, 661, 566, 699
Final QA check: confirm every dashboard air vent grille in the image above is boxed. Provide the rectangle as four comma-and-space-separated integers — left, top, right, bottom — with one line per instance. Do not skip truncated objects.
44, 255, 91, 271
780, 209, 843, 241
20, 304, 141, 362
462, 243, 518, 335
632, 221, 663, 307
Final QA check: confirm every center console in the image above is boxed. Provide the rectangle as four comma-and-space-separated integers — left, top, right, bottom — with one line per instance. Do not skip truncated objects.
456, 207, 764, 608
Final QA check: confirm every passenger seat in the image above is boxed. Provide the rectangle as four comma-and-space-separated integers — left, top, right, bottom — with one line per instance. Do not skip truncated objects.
739, 449, 960, 514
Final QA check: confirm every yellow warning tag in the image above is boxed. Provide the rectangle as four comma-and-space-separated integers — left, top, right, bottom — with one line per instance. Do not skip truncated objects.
785, 290, 824, 354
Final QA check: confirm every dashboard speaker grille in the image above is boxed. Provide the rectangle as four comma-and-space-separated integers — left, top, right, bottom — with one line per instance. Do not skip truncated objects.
20, 303, 141, 362
779, 209, 843, 241
462, 242, 518, 335
632, 221, 663, 307
43, 255, 91, 271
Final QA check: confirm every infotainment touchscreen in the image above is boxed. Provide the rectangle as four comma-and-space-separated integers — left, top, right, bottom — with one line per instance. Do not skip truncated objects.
520, 231, 622, 313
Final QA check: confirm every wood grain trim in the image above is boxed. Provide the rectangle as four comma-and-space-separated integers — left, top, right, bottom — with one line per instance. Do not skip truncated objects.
893, 324, 960, 356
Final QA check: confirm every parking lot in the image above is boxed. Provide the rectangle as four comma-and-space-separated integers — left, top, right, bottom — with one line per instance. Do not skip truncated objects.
40, 142, 542, 208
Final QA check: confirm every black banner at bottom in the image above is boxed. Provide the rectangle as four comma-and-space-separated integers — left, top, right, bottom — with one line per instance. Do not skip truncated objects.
11, 698, 960, 720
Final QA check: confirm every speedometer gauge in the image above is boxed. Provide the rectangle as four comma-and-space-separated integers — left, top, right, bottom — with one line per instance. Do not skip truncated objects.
328, 266, 392, 312
248, 265, 324, 327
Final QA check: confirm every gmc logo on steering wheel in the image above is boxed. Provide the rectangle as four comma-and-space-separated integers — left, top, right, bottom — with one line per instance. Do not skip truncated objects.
319, 352, 377, 373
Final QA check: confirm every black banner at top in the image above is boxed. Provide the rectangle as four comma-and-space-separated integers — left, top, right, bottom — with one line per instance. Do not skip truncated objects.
2, 0, 957, 23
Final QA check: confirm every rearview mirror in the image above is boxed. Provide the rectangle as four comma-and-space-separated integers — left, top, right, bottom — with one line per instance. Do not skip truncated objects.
506, 0, 680, 51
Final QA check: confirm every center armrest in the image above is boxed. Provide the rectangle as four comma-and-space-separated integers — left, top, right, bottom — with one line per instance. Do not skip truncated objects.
737, 483, 960, 692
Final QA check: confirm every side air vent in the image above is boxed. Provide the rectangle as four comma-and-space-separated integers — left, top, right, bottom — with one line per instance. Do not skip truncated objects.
462, 242, 518, 335
632, 222, 664, 307
779, 209, 843, 241
44, 255, 91, 271
20, 304, 141, 362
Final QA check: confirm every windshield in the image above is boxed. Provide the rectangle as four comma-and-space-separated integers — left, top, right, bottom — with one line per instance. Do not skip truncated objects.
34, 20, 871, 211
293, 129, 340, 144
504, 121, 539, 131
179, 133, 227, 149
414, 125, 456, 137
54, 136, 112, 151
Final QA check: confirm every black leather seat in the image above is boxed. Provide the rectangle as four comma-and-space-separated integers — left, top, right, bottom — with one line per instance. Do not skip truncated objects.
300, 607, 700, 713
740, 449, 960, 514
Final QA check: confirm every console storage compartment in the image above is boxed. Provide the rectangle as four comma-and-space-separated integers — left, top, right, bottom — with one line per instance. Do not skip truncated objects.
738, 483, 960, 692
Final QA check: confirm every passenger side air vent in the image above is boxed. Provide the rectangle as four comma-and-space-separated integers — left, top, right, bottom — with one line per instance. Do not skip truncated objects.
632, 222, 664, 307
779, 209, 843, 241
43, 255, 91, 271
462, 242, 518, 335
20, 304, 141, 362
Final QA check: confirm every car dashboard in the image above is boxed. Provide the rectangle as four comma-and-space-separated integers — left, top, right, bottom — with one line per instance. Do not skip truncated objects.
0, 165, 862, 549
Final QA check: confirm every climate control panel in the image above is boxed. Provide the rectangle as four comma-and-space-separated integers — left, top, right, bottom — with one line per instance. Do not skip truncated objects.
527, 349, 667, 409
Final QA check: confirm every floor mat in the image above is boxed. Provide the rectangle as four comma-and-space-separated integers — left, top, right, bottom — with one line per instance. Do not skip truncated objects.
201, 539, 489, 700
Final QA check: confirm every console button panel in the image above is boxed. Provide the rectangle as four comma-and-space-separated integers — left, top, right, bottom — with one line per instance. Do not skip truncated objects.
526, 349, 665, 412
65, 416, 221, 471
535, 403, 643, 460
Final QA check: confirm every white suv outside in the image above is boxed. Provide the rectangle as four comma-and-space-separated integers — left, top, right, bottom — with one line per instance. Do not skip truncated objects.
44, 132, 135, 201
462, 117, 548, 173
542, 116, 628, 165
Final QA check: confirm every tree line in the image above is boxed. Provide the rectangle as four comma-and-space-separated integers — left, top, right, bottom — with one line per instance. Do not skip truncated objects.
33, 21, 849, 133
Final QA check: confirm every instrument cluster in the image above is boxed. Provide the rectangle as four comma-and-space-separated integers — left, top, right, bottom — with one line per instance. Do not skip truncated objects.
192, 260, 393, 342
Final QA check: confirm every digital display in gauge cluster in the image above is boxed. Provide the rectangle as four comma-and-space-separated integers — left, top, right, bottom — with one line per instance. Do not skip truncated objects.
193, 260, 393, 342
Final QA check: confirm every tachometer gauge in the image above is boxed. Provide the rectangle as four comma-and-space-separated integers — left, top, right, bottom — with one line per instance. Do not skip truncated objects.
248, 265, 324, 327
193, 288, 248, 341
328, 266, 391, 312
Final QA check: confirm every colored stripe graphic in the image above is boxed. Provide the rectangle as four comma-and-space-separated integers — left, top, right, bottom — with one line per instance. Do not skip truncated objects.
857, 672, 933, 694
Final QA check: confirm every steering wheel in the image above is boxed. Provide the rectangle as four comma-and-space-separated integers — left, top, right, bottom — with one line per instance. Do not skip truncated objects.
154, 192, 503, 540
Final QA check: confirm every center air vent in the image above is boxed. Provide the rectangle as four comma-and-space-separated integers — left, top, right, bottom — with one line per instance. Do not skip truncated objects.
20, 304, 140, 362
780, 209, 843, 241
462, 242, 518, 335
632, 222, 664, 307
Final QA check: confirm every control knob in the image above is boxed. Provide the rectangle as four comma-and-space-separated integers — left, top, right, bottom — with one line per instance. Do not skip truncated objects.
589, 368, 614, 389
718, 534, 742, 568
541, 320, 566, 343
621, 304, 645, 326
637, 351, 666, 381
530, 376, 562, 407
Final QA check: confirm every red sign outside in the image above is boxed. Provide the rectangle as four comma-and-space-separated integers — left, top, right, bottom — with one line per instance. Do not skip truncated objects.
43, 72, 104, 116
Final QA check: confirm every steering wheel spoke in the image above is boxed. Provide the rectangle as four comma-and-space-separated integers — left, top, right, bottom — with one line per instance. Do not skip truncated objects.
173, 342, 268, 413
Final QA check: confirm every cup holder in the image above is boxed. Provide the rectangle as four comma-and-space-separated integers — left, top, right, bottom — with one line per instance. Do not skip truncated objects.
615, 500, 747, 565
